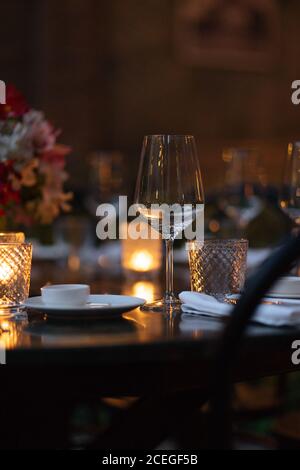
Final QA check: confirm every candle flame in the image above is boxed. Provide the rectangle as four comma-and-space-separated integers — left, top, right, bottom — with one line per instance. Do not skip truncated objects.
129, 250, 154, 272
0, 261, 14, 282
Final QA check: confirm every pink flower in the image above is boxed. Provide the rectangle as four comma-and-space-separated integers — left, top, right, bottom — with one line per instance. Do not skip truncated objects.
24, 111, 58, 154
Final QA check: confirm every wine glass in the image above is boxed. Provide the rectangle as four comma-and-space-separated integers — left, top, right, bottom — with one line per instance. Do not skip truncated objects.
221, 148, 263, 233
134, 135, 204, 312
279, 142, 300, 274
280, 142, 300, 226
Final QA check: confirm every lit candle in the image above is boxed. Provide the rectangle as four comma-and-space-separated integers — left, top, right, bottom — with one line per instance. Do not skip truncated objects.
128, 250, 155, 272
121, 222, 162, 275
0, 260, 14, 282
0, 232, 32, 311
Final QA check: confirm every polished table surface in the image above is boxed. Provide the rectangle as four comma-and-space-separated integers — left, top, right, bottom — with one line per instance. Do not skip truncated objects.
2, 266, 300, 449
2, 266, 300, 396
2, 291, 300, 396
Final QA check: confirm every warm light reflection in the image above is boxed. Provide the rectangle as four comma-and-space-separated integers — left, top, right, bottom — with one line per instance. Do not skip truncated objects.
68, 254, 81, 271
280, 200, 287, 209
129, 250, 154, 272
0, 260, 14, 282
208, 219, 220, 233
0, 318, 28, 349
0, 321, 10, 332
131, 281, 155, 302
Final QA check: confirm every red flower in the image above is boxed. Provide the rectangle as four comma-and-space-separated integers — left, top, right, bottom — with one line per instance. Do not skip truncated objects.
0, 161, 21, 209
0, 182, 20, 206
0, 84, 29, 119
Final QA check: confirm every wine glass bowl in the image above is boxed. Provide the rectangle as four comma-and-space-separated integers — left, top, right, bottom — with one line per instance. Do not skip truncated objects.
221, 147, 262, 233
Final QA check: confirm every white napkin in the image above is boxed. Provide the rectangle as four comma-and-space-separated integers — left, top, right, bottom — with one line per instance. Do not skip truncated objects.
179, 291, 300, 327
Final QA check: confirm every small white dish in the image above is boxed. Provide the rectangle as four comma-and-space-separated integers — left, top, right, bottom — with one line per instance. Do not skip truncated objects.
24, 294, 145, 320
41, 284, 90, 307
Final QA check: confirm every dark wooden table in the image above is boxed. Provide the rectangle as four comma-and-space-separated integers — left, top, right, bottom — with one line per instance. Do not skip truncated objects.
1, 265, 300, 448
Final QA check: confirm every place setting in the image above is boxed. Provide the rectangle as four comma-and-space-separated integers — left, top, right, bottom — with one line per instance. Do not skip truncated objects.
2, 132, 300, 332
24, 284, 145, 320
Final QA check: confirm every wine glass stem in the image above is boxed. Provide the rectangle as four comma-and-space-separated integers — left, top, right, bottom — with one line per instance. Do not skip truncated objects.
165, 239, 174, 300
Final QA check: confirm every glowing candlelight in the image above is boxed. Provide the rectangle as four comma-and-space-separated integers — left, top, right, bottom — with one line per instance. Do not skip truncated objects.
0, 233, 32, 311
0, 260, 14, 282
129, 250, 154, 272
131, 281, 155, 302
121, 222, 162, 275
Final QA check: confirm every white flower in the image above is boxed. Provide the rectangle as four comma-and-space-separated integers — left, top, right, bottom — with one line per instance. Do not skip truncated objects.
0, 120, 33, 162
23, 110, 57, 154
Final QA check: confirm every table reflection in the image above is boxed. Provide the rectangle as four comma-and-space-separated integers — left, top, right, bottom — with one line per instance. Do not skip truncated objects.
123, 281, 156, 303
0, 315, 29, 349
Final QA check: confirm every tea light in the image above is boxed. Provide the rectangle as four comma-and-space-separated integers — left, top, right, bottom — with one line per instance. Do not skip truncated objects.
121, 222, 162, 276
0, 232, 32, 312
0, 260, 14, 282
128, 250, 155, 272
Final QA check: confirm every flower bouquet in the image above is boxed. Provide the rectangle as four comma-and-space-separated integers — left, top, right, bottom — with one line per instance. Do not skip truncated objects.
0, 84, 72, 230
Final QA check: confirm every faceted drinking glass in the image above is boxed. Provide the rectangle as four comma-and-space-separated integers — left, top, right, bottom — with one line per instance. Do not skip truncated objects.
188, 239, 248, 299
0, 233, 32, 314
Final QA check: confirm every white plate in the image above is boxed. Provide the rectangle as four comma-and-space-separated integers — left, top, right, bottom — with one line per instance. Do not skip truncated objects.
265, 293, 300, 300
24, 295, 145, 320
268, 276, 300, 297
226, 293, 300, 303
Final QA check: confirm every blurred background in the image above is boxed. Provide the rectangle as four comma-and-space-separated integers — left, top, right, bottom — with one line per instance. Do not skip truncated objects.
1, 0, 300, 194
2, 0, 300, 277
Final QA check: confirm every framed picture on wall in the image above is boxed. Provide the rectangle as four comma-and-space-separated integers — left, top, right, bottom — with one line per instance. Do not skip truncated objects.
174, 0, 281, 71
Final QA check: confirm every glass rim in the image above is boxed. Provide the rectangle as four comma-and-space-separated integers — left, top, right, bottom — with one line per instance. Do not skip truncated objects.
0, 242, 32, 247
0, 231, 25, 235
0, 231, 25, 240
223, 147, 257, 153
144, 134, 195, 139
186, 239, 248, 250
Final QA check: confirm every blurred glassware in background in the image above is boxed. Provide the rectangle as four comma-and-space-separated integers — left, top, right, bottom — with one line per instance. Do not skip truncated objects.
280, 142, 300, 227
86, 151, 125, 215
279, 142, 300, 275
54, 216, 93, 274
219, 148, 264, 234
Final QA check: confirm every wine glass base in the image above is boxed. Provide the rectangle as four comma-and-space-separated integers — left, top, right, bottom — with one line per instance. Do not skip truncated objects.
140, 297, 182, 313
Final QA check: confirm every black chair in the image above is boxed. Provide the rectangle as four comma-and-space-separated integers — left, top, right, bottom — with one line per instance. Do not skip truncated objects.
208, 234, 300, 449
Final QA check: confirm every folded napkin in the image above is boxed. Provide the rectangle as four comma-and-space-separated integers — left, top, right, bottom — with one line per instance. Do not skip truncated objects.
179, 291, 300, 327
